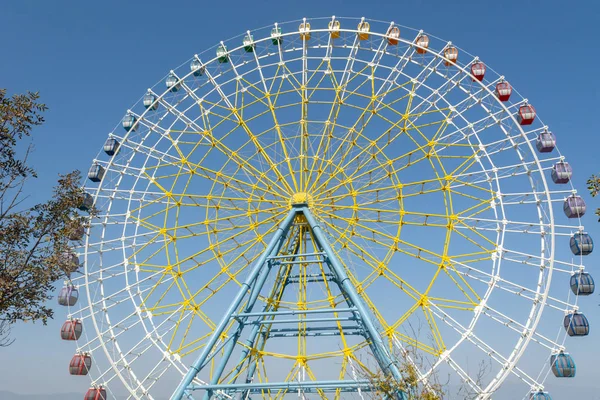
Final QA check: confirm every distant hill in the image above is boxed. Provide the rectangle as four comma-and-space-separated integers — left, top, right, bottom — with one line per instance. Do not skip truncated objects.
0, 392, 81, 400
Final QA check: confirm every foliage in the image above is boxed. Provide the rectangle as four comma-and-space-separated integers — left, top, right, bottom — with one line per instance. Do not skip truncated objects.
361, 348, 489, 399
587, 174, 600, 221
0, 89, 92, 346
358, 321, 490, 399
362, 351, 446, 399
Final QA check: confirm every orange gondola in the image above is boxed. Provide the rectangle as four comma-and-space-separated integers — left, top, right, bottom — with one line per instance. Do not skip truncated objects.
415, 35, 429, 54
387, 27, 400, 45
444, 46, 458, 66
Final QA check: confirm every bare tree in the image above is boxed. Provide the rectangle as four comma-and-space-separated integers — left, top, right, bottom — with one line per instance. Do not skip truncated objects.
0, 89, 92, 345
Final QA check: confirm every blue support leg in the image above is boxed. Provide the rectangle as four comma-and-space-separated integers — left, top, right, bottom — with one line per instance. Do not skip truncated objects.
171, 206, 407, 400
302, 207, 406, 400
228, 264, 294, 397
170, 209, 298, 400
202, 241, 293, 400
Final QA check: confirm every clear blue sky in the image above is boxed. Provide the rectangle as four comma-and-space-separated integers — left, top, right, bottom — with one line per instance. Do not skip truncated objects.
1, 0, 599, 398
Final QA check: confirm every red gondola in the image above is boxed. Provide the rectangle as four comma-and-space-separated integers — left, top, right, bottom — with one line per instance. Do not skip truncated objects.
60, 319, 83, 340
85, 387, 107, 400
495, 81, 512, 102
518, 104, 536, 125
471, 62, 486, 81
69, 353, 91, 376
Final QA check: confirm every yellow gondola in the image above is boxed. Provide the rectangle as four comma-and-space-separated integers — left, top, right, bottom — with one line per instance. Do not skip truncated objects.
299, 21, 311, 41
357, 21, 370, 41
329, 20, 340, 39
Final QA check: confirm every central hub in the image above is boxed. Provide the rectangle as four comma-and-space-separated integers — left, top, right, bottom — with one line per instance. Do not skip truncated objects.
290, 192, 314, 208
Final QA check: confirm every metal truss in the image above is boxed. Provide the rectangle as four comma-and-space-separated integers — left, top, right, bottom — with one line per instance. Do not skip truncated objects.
172, 204, 406, 399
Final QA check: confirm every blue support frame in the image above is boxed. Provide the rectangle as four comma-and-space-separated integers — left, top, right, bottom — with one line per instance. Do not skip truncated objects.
171, 205, 406, 400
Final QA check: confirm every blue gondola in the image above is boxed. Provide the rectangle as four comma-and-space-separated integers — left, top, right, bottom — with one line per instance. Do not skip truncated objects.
551, 161, 572, 184
103, 137, 120, 156
564, 312, 589, 336
570, 232, 594, 256
570, 272, 595, 295
190, 58, 205, 76
530, 391, 552, 400
536, 131, 556, 153
88, 163, 105, 183
550, 352, 576, 378
58, 285, 79, 306
78, 192, 94, 212
166, 72, 180, 92
563, 195, 586, 218
122, 114, 137, 131
143, 92, 158, 110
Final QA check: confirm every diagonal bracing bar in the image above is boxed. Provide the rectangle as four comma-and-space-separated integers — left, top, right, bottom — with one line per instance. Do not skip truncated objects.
171, 205, 406, 400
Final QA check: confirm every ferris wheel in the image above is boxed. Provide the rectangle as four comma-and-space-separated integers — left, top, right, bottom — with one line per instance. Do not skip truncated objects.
57, 16, 594, 400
